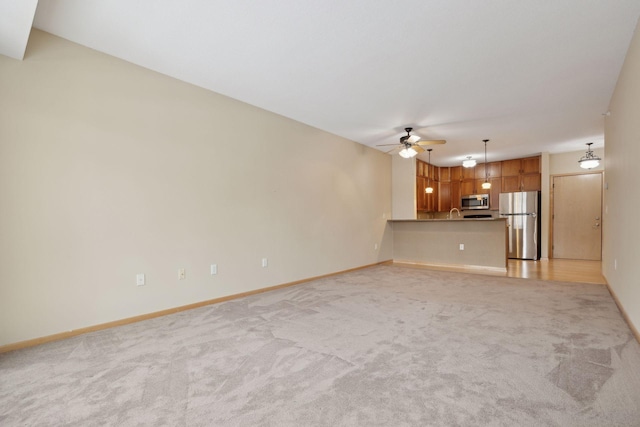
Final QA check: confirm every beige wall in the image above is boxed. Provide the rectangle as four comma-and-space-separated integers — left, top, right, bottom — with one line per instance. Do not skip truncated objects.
603, 19, 640, 334
0, 31, 393, 346
549, 147, 605, 175
391, 156, 417, 219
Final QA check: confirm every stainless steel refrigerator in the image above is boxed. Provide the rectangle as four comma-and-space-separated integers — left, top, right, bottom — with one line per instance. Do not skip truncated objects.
499, 191, 541, 260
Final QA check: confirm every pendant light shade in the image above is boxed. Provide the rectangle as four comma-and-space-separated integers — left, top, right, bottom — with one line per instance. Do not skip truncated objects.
425, 148, 434, 194
578, 143, 600, 169
482, 139, 491, 189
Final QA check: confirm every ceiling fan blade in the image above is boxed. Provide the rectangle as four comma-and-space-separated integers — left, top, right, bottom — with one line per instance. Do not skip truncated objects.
416, 140, 447, 146
412, 145, 425, 154
376, 143, 403, 147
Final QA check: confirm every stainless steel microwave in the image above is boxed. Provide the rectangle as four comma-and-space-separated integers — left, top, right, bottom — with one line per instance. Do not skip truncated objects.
461, 194, 489, 210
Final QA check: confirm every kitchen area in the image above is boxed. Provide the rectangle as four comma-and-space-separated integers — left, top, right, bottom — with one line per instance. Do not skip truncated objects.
389, 155, 543, 271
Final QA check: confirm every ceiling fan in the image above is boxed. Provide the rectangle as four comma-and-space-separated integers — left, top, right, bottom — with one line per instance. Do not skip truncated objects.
378, 127, 446, 158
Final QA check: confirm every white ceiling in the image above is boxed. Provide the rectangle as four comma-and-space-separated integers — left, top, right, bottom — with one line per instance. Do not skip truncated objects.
5, 1, 640, 165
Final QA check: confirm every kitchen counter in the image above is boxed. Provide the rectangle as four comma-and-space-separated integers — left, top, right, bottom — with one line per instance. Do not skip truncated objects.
389, 218, 508, 270
391, 218, 501, 222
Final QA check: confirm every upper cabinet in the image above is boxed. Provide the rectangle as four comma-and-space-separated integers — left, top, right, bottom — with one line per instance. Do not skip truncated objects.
450, 166, 462, 182
475, 162, 502, 180
416, 155, 541, 214
416, 160, 439, 212
439, 166, 450, 182
501, 156, 541, 192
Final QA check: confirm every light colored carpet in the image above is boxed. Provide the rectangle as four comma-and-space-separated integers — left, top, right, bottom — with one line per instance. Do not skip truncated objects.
1, 265, 639, 426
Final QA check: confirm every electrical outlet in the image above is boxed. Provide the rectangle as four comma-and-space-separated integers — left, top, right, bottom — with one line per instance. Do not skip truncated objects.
261, 258, 268, 268
374, 243, 378, 250
459, 244, 464, 251
210, 264, 218, 275
178, 268, 186, 280
614, 259, 617, 270
136, 274, 145, 286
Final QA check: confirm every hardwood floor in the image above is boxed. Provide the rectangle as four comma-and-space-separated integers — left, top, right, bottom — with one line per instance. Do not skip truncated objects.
394, 259, 606, 285
506, 259, 605, 284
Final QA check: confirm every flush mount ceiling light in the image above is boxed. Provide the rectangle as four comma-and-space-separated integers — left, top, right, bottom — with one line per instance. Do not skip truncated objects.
481, 139, 491, 190
425, 148, 434, 194
462, 156, 476, 168
578, 142, 601, 169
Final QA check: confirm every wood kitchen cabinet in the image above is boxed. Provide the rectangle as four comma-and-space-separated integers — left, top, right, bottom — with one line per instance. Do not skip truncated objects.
473, 161, 503, 210
475, 162, 502, 180
460, 163, 482, 196
501, 156, 541, 192
439, 180, 462, 211
461, 179, 476, 196
501, 159, 521, 177
447, 166, 463, 211
450, 166, 463, 182
474, 177, 502, 210
416, 155, 539, 214
464, 161, 503, 196
462, 165, 475, 180
417, 160, 426, 177
438, 182, 451, 211
417, 163, 439, 212
416, 176, 426, 211
426, 184, 438, 212
437, 167, 452, 212
438, 166, 451, 182
450, 181, 461, 210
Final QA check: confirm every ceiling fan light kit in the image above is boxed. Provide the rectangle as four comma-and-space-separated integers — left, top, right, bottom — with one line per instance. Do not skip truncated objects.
399, 147, 418, 158
377, 127, 446, 158
578, 142, 601, 169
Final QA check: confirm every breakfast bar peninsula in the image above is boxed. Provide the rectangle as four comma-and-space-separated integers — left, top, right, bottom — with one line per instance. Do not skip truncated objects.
389, 217, 508, 271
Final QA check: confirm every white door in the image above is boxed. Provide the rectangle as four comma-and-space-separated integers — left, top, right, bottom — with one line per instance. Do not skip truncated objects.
552, 173, 602, 260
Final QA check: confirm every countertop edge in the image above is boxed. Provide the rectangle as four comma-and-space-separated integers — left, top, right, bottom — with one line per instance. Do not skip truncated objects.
387, 218, 507, 222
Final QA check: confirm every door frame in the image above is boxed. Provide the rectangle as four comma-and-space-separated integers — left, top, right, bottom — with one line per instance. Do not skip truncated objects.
549, 171, 604, 259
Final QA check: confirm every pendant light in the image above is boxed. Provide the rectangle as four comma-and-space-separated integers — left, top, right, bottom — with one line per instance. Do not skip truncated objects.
425, 148, 434, 194
481, 139, 491, 190
462, 156, 476, 168
578, 143, 601, 169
